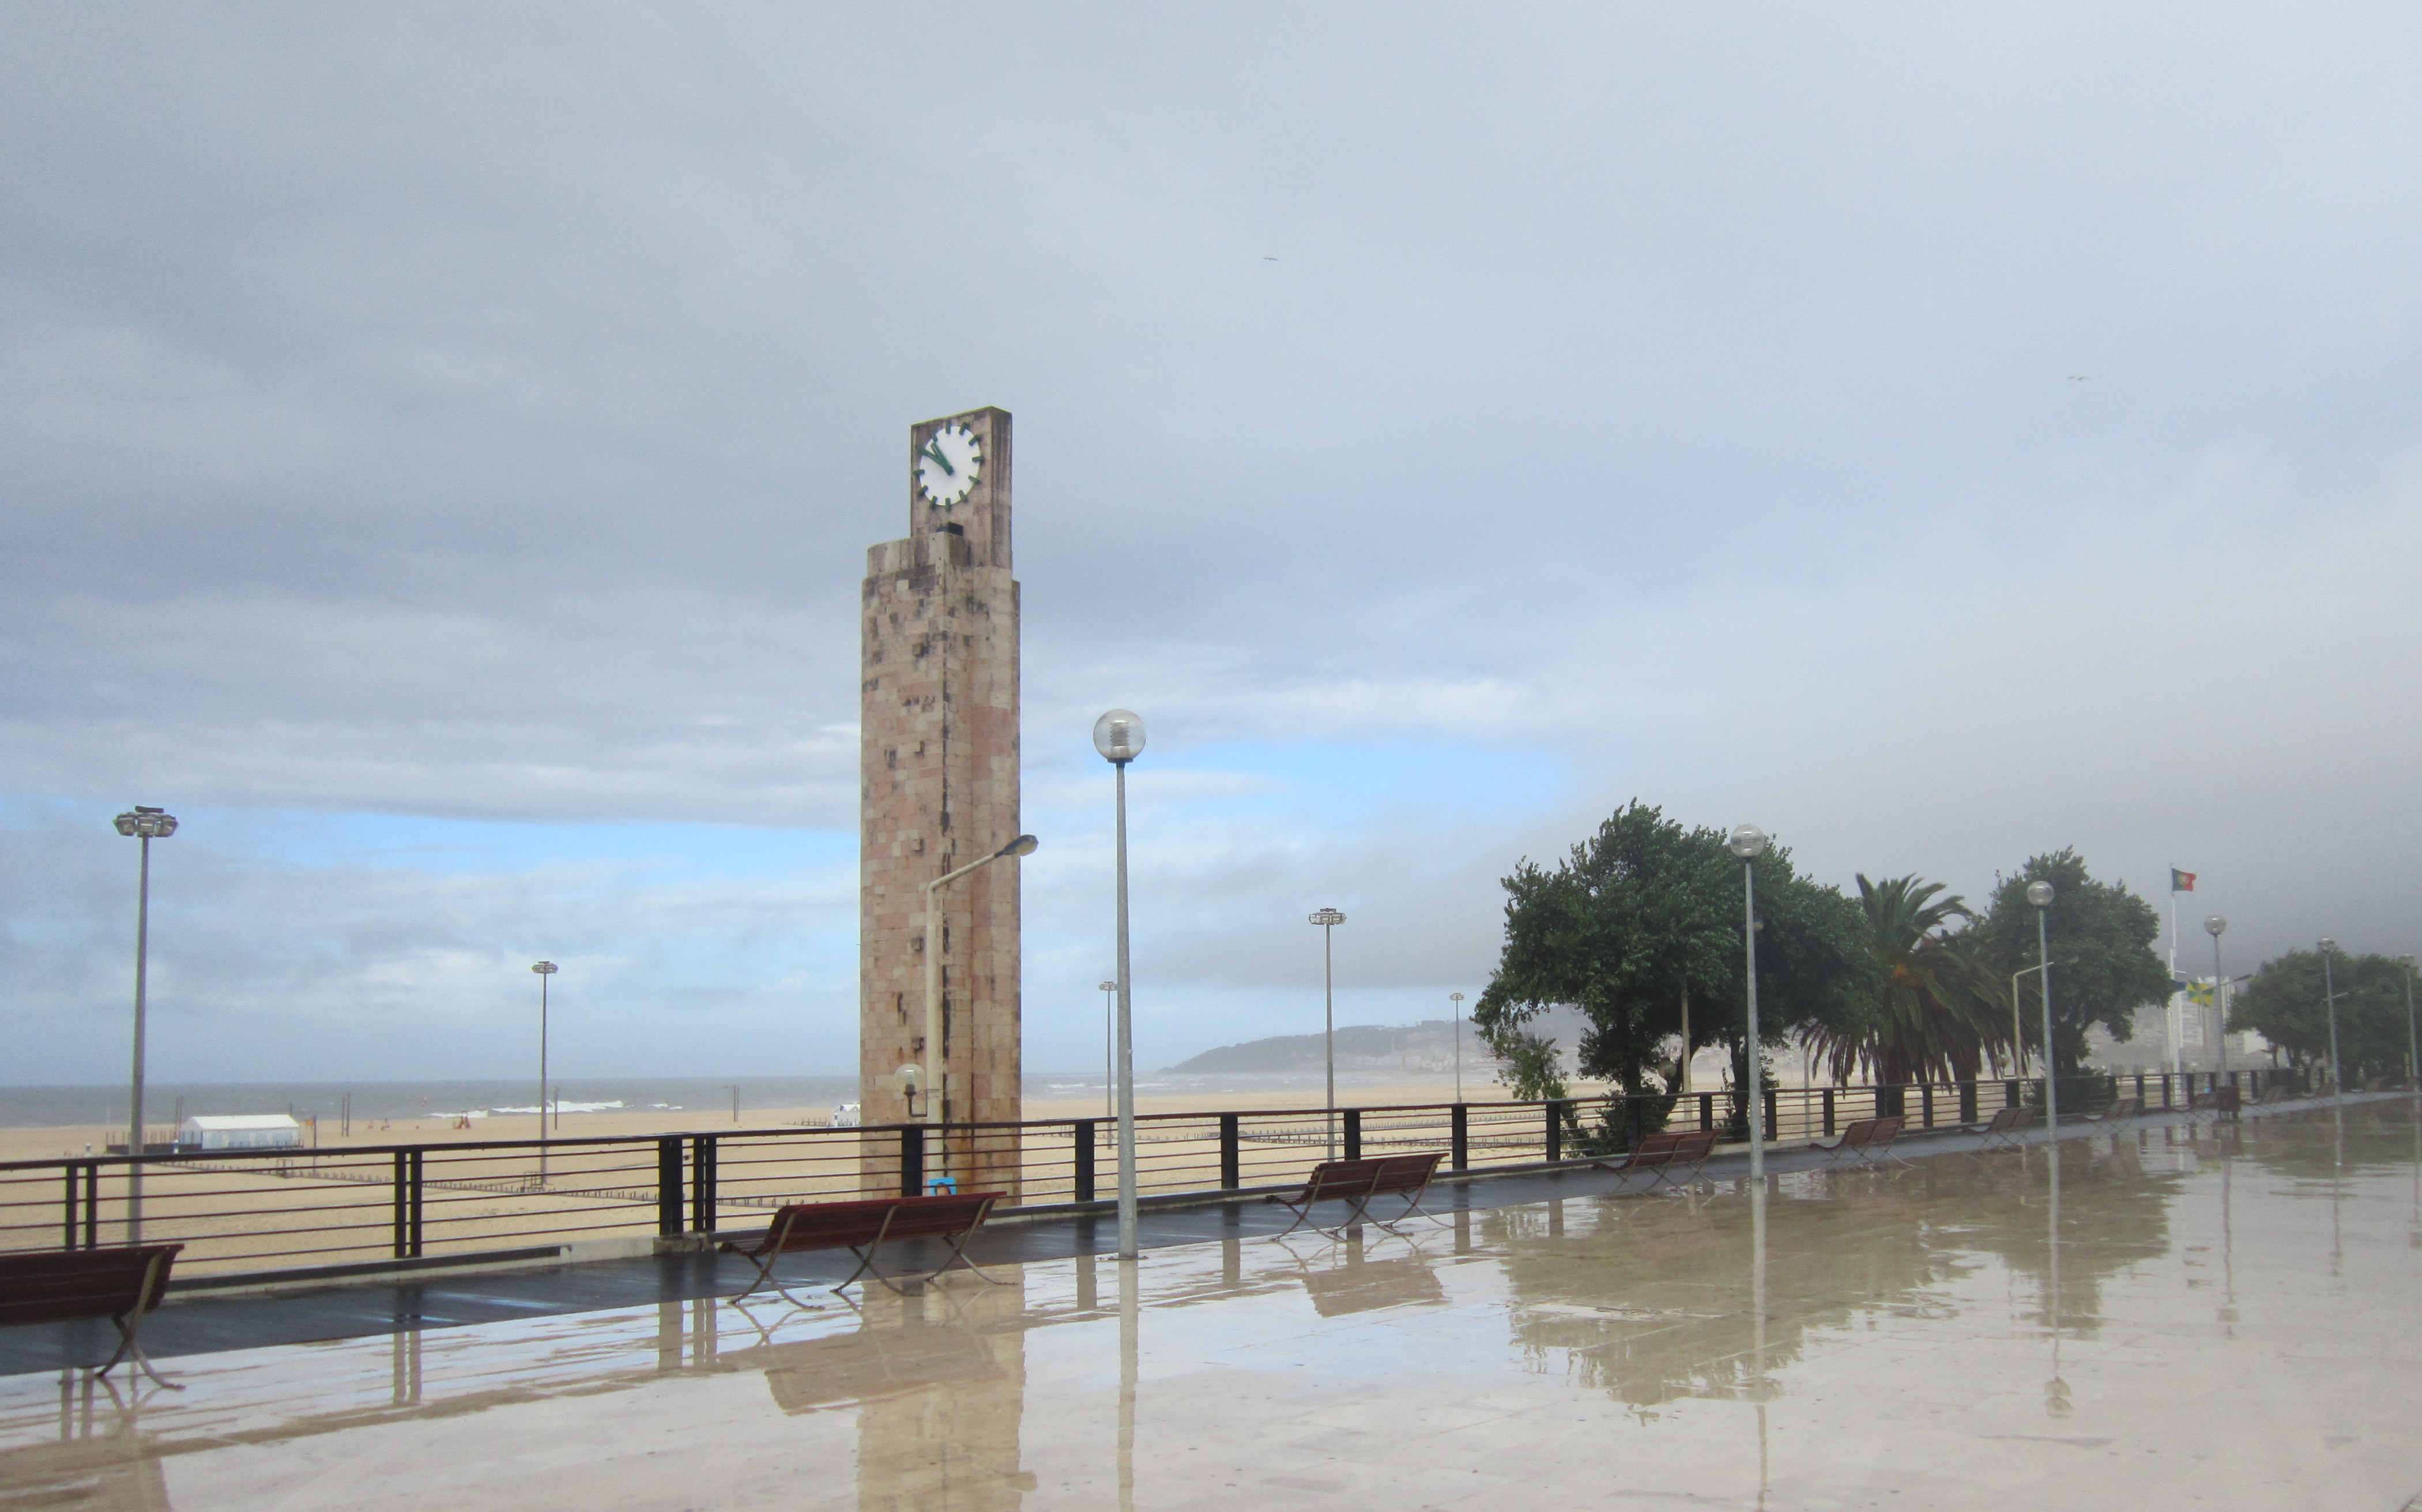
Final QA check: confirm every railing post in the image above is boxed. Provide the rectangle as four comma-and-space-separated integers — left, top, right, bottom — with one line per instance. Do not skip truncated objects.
1822, 1087, 1836, 1138
1545, 1102, 1563, 1163
1958, 1081, 1978, 1125
1920, 1084, 1935, 1130
1763, 1087, 1778, 1142
393, 1151, 409, 1258
657, 1138, 683, 1236
899, 1125, 924, 1199
1343, 1109, 1362, 1162
2135, 1073, 2147, 1104
1450, 1104, 1468, 1171
2160, 1074, 2173, 1111
1073, 1119, 1097, 1204
1626, 1094, 1645, 1152
83, 1164, 99, 1250
405, 1150, 424, 1258
691, 1135, 717, 1232
1701, 1092, 1715, 1132
1218, 1114, 1240, 1190
62, 1164, 78, 1250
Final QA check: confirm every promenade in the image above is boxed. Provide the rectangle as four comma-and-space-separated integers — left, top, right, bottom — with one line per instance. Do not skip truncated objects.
3, 1098, 2417, 1509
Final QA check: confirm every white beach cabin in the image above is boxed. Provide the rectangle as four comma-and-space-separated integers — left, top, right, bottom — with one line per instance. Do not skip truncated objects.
179, 1114, 304, 1151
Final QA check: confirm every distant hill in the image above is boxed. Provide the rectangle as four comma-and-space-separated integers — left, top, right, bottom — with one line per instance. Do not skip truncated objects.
1163, 1005, 1593, 1076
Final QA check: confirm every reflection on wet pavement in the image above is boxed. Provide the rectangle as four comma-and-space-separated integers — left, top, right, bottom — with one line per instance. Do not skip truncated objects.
6, 1104, 2421, 1509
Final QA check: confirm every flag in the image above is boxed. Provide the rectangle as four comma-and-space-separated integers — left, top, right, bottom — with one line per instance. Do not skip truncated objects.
2171, 868, 2195, 892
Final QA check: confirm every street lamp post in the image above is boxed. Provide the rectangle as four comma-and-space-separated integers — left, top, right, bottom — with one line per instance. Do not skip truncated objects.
2319, 938, 2344, 1100
1099, 981, 1118, 1122
1309, 908, 1347, 1159
2029, 881, 2058, 1135
1728, 825, 1769, 1187
2401, 955, 2419, 1092
530, 962, 558, 1184
1094, 709, 1146, 1261
921, 833, 1040, 1190
1449, 991, 1466, 1103
2205, 917, 2228, 1077
112, 805, 178, 1242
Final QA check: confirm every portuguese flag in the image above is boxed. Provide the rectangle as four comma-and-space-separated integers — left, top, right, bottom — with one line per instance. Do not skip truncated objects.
2171, 868, 2196, 892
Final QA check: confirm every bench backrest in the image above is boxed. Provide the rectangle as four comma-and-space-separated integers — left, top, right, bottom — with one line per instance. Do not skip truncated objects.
2190, 1088, 2242, 1113
1630, 1129, 1719, 1164
0, 1245, 182, 1329
759, 1193, 1003, 1254
1367, 1152, 1442, 1194
1302, 1153, 1439, 1199
1628, 1131, 1689, 1163
876, 1192, 1002, 1241
1843, 1116, 1904, 1147
1984, 1106, 2033, 1132
2104, 1098, 2141, 1118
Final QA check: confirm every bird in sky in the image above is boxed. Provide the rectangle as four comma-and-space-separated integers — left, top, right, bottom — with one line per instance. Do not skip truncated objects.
2068, 374, 2089, 381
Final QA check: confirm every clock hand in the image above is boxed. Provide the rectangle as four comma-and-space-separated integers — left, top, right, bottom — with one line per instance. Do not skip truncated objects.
920, 438, 955, 476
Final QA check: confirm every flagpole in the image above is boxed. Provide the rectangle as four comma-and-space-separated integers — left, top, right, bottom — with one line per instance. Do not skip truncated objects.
2168, 873, 2182, 1080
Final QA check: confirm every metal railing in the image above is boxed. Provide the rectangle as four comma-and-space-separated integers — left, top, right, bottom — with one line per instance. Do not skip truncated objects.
0, 1069, 2312, 1280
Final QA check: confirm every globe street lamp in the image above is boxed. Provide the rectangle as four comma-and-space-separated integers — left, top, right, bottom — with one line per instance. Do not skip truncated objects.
1449, 991, 1466, 1103
530, 962, 558, 1184
921, 832, 1040, 1189
112, 805, 178, 1242
1728, 825, 1768, 1186
1094, 708, 1146, 1261
2318, 938, 2343, 1100
2028, 881, 2058, 1134
1098, 980, 1118, 1123
2205, 916, 2229, 1077
1308, 908, 1347, 1159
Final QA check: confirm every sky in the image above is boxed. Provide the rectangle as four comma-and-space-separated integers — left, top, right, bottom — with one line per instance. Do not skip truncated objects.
5, 4, 2420, 1085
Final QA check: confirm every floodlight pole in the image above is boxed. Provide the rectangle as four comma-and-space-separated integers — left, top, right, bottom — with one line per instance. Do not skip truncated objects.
1450, 991, 1466, 1103
530, 962, 558, 1184
2031, 882, 2057, 1135
2401, 956, 2419, 1092
1309, 908, 1346, 1159
2319, 939, 2344, 1102
2205, 917, 2228, 1077
1728, 826, 1769, 1187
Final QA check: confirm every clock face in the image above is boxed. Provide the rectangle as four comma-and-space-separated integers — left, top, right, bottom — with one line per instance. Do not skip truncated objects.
916, 423, 983, 509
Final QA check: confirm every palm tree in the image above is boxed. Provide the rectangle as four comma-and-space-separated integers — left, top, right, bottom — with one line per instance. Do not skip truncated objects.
1805, 874, 2008, 1089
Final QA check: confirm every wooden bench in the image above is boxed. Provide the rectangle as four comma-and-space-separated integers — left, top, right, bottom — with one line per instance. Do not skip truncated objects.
0, 1244, 184, 1386
1264, 1153, 1444, 1238
1809, 1116, 1907, 1167
1966, 1104, 2038, 1153
2185, 1087, 2242, 1124
720, 1192, 1004, 1300
1592, 1129, 1720, 1189
2087, 1096, 2144, 1125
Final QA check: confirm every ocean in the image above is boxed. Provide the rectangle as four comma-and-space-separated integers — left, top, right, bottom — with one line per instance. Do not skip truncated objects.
0, 1069, 1461, 1129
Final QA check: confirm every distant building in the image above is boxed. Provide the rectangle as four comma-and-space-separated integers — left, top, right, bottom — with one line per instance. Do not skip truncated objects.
178, 1114, 303, 1151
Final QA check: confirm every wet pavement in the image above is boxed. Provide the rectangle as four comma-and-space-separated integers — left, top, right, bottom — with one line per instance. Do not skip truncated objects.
3, 1098, 2419, 1509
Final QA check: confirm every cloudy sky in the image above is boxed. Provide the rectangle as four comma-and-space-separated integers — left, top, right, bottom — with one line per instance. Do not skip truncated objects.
5, 5, 2419, 1086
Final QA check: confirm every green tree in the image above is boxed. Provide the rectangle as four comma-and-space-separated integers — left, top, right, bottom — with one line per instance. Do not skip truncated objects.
2230, 948, 2416, 1085
1803, 875, 2009, 1087
1968, 850, 2168, 1076
1473, 802, 1876, 1114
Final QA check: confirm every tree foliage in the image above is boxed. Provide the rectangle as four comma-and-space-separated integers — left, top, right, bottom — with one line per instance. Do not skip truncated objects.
1803, 875, 2010, 1085
2231, 949, 2418, 1084
1473, 802, 1876, 1105
1967, 850, 2168, 1075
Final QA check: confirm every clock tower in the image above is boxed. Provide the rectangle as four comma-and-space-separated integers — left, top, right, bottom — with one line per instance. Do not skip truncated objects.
859, 407, 1023, 1196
